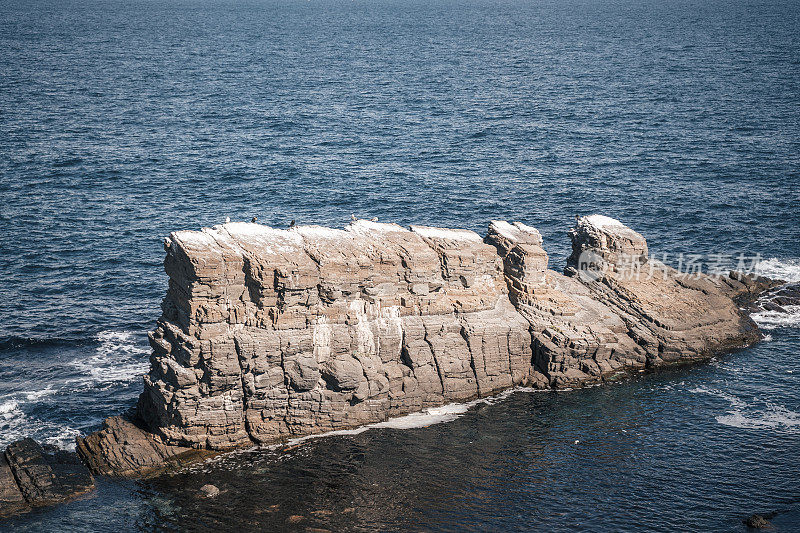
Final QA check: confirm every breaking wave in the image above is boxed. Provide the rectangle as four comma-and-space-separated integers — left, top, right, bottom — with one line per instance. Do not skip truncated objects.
0, 330, 150, 450
280, 387, 544, 448
0, 397, 81, 450
68, 330, 150, 389
747, 258, 800, 329
754, 257, 800, 283
193, 387, 548, 473
751, 305, 800, 330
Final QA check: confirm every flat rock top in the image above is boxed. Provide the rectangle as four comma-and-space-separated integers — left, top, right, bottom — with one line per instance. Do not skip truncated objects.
168, 220, 494, 261
169, 220, 499, 252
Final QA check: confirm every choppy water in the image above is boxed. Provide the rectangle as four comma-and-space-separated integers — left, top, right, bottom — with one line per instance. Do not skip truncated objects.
1, 0, 799, 530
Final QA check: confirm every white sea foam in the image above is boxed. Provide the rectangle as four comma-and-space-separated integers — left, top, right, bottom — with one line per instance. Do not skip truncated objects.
754, 257, 800, 283
185, 386, 552, 473
748, 258, 800, 329
688, 385, 748, 409
25, 386, 56, 401
43, 427, 81, 450
69, 330, 150, 389
0, 399, 20, 417
0, 331, 149, 451
689, 386, 800, 434
0, 399, 29, 446
0, 397, 79, 450
751, 305, 800, 330
716, 405, 800, 433
276, 387, 544, 449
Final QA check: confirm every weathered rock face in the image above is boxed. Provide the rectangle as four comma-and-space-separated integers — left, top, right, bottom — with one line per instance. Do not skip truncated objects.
0, 454, 28, 518
133, 220, 545, 451
487, 219, 648, 387
0, 439, 94, 518
567, 214, 649, 271
562, 216, 761, 381
76, 415, 216, 478
76, 215, 771, 477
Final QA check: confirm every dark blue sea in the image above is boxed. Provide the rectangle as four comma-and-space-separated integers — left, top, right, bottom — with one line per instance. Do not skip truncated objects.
1, 0, 800, 530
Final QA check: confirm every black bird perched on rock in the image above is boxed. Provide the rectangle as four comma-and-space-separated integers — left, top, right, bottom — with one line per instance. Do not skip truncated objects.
289, 220, 295, 228
251, 216, 258, 223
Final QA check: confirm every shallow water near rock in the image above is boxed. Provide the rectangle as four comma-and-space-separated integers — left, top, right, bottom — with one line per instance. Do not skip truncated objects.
1, 0, 799, 530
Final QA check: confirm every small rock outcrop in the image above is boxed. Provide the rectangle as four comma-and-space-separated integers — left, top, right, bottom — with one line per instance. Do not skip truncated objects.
0, 439, 94, 518
199, 484, 220, 498
0, 455, 28, 518
76, 415, 215, 478
743, 513, 773, 529
73, 215, 773, 478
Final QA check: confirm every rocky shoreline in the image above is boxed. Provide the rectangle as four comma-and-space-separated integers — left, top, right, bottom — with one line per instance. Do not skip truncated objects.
1, 215, 791, 518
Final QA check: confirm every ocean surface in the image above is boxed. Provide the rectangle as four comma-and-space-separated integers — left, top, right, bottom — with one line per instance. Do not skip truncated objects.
1, 0, 799, 530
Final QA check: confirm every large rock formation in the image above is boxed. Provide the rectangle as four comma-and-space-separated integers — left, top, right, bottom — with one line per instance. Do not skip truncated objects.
135, 219, 547, 451
75, 215, 773, 478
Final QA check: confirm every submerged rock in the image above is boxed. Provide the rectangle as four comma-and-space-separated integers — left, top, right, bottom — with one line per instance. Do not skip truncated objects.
73, 215, 773, 478
0, 438, 94, 517
743, 513, 773, 529
199, 484, 220, 498
746, 282, 800, 313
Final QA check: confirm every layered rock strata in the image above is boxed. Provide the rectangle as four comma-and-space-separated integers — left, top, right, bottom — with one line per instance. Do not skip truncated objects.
76, 216, 773, 478
0, 439, 94, 517
133, 220, 546, 451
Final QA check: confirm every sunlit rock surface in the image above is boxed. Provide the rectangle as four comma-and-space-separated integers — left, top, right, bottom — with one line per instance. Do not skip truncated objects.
76, 216, 773, 477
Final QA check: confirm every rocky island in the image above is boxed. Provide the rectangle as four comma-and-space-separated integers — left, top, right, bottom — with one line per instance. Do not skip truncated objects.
1, 215, 787, 517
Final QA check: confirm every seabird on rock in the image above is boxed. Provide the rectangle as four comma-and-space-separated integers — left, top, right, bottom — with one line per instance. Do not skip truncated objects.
225, 217, 230, 223
370, 217, 378, 222
251, 216, 258, 223
289, 220, 295, 228
350, 214, 357, 222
